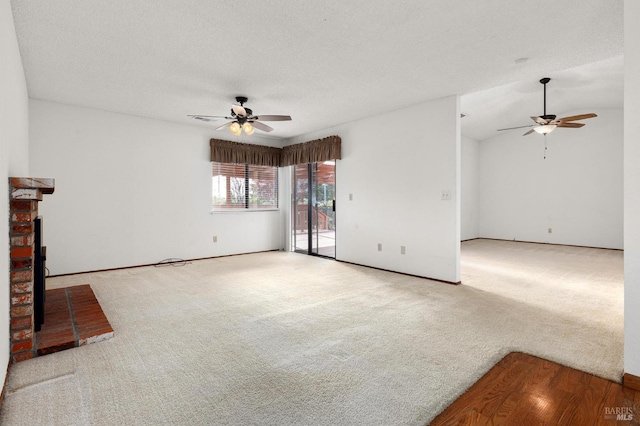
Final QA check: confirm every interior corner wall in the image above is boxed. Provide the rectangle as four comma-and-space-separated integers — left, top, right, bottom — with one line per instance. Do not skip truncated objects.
28, 100, 285, 275
1, 0, 30, 380
624, 0, 640, 378
285, 96, 461, 283
461, 135, 479, 241
477, 108, 623, 249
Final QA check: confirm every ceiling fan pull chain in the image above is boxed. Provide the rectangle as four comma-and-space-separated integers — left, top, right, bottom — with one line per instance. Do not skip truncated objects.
543, 134, 547, 159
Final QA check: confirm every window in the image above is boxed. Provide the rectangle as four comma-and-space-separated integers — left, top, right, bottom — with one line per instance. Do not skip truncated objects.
212, 162, 278, 210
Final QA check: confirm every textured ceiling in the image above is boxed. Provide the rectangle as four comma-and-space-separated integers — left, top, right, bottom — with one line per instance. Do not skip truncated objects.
11, 1, 624, 141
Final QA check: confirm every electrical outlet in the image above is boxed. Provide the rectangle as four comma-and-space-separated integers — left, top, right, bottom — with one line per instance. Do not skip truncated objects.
212, 236, 218, 243
401, 246, 406, 255
377, 243, 382, 252
441, 190, 452, 201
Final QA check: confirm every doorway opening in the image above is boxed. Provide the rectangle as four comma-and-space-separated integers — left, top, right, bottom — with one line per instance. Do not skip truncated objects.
292, 161, 336, 258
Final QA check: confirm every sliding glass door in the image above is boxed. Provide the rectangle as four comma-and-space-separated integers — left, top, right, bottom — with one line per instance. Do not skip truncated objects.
292, 161, 336, 258
293, 164, 311, 254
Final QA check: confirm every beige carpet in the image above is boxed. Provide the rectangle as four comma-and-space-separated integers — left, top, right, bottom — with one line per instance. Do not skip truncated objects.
0, 239, 624, 425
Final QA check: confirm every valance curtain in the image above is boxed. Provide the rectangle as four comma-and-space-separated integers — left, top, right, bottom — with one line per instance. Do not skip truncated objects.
209, 135, 341, 167
209, 139, 281, 167
280, 136, 341, 166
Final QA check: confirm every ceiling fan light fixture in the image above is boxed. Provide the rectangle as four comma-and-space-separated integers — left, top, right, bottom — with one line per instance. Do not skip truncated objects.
229, 122, 241, 136
534, 124, 557, 135
242, 122, 255, 135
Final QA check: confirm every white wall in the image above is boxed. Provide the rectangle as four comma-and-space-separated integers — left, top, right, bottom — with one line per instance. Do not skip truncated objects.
29, 100, 285, 275
1, 0, 30, 387
478, 108, 623, 249
624, 0, 640, 378
461, 136, 479, 240
286, 96, 461, 283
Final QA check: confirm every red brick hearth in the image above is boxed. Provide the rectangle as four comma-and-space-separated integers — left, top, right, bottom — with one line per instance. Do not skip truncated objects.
37, 285, 114, 355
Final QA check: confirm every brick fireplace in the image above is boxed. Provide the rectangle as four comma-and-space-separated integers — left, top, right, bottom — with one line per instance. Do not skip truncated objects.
9, 177, 55, 362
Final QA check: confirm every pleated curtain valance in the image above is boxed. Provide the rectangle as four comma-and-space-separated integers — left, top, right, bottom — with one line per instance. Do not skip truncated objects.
209, 139, 281, 167
209, 135, 341, 167
280, 136, 341, 167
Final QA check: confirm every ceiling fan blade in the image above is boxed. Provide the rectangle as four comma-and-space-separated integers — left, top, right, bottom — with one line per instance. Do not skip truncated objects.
531, 116, 547, 124
523, 129, 536, 136
251, 121, 274, 132
232, 105, 247, 117
557, 113, 597, 122
252, 115, 292, 122
557, 122, 585, 128
188, 115, 229, 122
497, 124, 535, 131
215, 121, 234, 131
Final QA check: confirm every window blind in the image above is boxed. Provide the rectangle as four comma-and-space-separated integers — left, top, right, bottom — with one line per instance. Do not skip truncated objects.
212, 162, 278, 210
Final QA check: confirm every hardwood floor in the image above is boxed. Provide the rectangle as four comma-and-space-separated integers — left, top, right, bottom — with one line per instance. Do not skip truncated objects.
431, 352, 640, 425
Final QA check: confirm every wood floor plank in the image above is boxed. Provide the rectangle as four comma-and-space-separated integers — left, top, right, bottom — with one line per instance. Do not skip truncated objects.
622, 385, 638, 405
431, 352, 640, 426
577, 375, 613, 422
452, 408, 491, 426
432, 354, 529, 423
556, 391, 586, 425
549, 361, 592, 393
599, 382, 639, 425
475, 357, 532, 418
517, 357, 562, 397
489, 388, 523, 424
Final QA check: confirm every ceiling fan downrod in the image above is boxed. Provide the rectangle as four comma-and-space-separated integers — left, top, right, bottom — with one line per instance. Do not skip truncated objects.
540, 77, 551, 119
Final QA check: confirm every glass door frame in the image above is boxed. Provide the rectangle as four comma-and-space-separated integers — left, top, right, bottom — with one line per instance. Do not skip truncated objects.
292, 161, 335, 259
